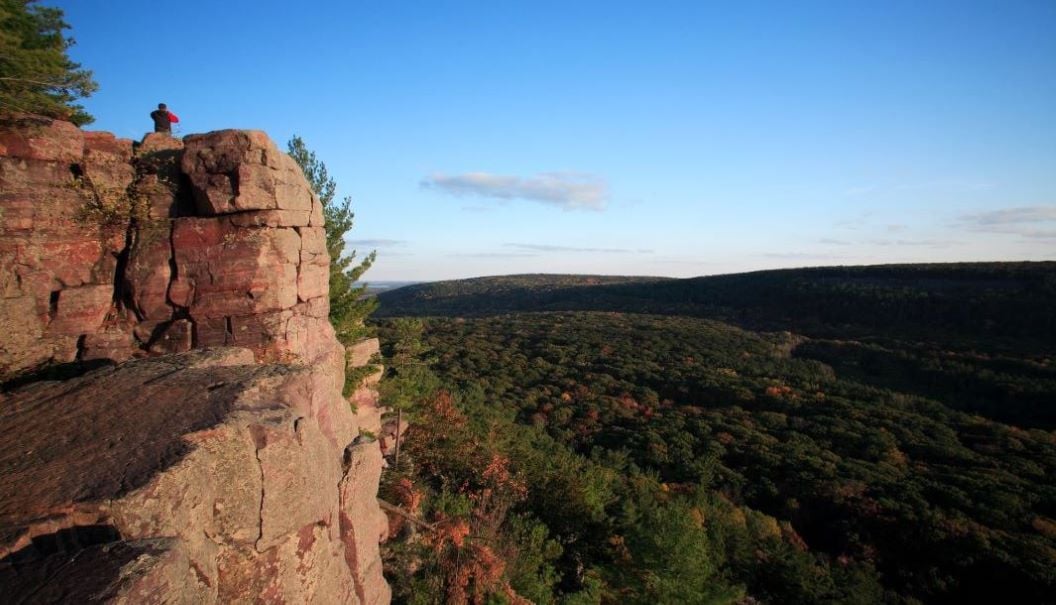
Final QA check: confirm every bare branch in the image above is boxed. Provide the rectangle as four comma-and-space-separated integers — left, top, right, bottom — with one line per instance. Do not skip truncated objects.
377, 498, 437, 530
0, 76, 75, 88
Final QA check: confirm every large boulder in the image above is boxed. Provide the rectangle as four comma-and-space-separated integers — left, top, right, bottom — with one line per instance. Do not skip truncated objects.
0, 121, 337, 380
169, 218, 300, 317
181, 130, 314, 216
0, 348, 386, 604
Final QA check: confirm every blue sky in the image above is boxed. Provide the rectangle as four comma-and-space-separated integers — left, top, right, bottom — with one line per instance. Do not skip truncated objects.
62, 0, 1055, 281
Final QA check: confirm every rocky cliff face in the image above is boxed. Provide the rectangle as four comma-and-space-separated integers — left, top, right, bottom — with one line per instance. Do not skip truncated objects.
0, 117, 390, 603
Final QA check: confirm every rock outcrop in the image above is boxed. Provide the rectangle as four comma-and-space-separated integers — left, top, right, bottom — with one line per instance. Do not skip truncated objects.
0, 120, 337, 374
0, 117, 389, 603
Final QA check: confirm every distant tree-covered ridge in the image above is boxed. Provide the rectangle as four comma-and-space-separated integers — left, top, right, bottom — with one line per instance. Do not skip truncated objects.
376, 262, 1056, 352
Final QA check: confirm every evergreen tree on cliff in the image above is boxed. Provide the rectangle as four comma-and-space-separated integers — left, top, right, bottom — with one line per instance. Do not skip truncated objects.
0, 0, 96, 125
287, 136, 378, 345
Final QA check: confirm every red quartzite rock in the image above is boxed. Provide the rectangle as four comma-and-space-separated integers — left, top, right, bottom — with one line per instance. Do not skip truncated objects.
170, 218, 300, 317
0, 119, 390, 603
1, 120, 336, 377
82, 131, 135, 188
0, 349, 389, 604
0, 115, 84, 162
181, 130, 314, 216
0, 119, 130, 378
340, 442, 392, 605
348, 338, 380, 368
298, 226, 330, 302
134, 133, 189, 219
45, 284, 114, 336
123, 227, 176, 323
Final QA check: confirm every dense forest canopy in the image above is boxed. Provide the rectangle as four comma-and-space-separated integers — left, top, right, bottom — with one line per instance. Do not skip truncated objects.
374, 262, 1056, 604
376, 262, 1056, 353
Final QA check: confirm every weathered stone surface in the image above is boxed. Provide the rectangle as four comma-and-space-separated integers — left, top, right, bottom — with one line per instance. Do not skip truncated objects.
135, 133, 188, 219
0, 120, 389, 603
340, 442, 392, 605
297, 295, 331, 320
0, 535, 209, 605
1, 348, 385, 603
170, 218, 300, 317
124, 225, 175, 321
139, 132, 184, 155
379, 417, 409, 459
0, 116, 84, 162
352, 384, 384, 436
0, 120, 131, 379
81, 329, 135, 363
0, 351, 256, 538
146, 319, 193, 354
135, 171, 184, 219
45, 283, 114, 336
83, 131, 135, 187
252, 414, 339, 551
348, 338, 380, 368
181, 130, 314, 216
283, 312, 345, 365
298, 226, 330, 302
0, 295, 48, 378
309, 195, 325, 227
1, 121, 336, 378
229, 208, 312, 228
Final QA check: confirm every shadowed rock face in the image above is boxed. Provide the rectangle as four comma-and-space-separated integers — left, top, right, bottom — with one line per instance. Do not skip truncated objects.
1, 532, 177, 605
0, 350, 271, 545
0, 119, 390, 604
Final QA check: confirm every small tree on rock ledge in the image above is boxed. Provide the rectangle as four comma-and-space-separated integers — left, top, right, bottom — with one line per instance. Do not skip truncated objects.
287, 135, 377, 346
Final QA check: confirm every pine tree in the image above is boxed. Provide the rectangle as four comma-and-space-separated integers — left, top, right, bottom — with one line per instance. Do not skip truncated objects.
0, 0, 97, 125
287, 136, 378, 346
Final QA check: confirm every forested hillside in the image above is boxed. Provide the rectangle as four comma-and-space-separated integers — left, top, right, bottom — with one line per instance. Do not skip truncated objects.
373, 263, 1056, 604
376, 263, 1056, 352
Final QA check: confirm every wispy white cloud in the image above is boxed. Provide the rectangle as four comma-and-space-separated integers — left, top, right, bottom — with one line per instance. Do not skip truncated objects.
422, 172, 609, 210
762, 252, 849, 260
1016, 229, 1056, 240
968, 227, 1056, 241
504, 243, 651, 254
834, 211, 874, 230
449, 252, 538, 258
958, 205, 1056, 241
648, 257, 724, 266
347, 238, 406, 247
819, 238, 852, 246
820, 236, 958, 248
867, 238, 959, 248
893, 179, 995, 192
961, 205, 1056, 226
843, 179, 994, 198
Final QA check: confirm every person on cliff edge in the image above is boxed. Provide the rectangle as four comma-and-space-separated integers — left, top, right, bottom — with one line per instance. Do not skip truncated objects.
150, 103, 179, 134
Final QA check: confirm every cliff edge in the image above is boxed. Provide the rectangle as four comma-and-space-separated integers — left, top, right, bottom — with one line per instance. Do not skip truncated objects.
0, 117, 390, 603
